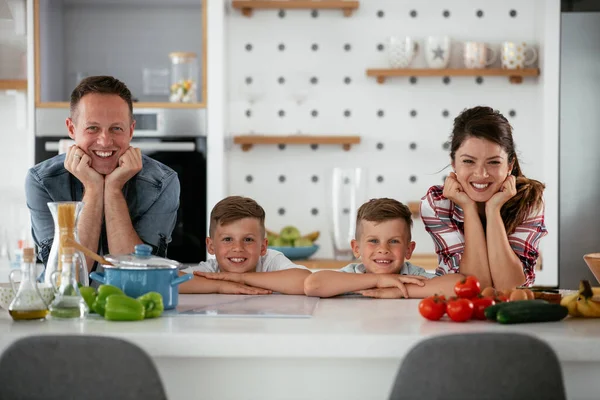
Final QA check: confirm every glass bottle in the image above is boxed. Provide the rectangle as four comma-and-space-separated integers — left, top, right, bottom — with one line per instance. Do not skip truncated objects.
49, 247, 88, 319
8, 248, 49, 321
331, 168, 367, 260
45, 201, 89, 287
169, 52, 198, 103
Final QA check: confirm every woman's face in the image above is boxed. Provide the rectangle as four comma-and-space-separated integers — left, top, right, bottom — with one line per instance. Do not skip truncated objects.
452, 137, 514, 203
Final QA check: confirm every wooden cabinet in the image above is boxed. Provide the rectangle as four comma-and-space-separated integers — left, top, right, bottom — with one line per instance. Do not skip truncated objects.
34, 0, 207, 108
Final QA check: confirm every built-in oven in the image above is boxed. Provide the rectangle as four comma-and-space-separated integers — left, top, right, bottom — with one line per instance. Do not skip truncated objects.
35, 108, 207, 263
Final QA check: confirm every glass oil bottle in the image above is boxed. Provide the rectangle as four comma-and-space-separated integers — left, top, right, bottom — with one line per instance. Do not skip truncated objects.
8, 248, 49, 321
49, 247, 88, 319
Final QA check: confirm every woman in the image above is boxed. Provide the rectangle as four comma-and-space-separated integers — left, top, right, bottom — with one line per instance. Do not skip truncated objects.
421, 106, 547, 289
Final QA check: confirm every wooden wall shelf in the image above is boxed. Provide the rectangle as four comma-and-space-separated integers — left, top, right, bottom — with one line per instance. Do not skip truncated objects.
407, 201, 420, 217
232, 1, 359, 17
233, 135, 361, 151
366, 68, 540, 84
0, 80, 27, 91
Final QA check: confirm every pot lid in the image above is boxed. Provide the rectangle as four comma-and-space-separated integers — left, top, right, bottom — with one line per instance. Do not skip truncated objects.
104, 244, 182, 270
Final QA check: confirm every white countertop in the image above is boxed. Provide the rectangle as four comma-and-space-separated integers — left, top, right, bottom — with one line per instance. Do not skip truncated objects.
1, 294, 599, 363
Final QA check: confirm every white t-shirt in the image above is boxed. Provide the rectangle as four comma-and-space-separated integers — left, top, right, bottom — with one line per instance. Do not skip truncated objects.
182, 249, 307, 273
339, 261, 435, 278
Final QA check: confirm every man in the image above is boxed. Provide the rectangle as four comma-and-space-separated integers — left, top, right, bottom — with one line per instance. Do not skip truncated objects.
26, 76, 180, 271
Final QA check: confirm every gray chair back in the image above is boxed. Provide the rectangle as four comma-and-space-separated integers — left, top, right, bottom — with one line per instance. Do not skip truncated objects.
389, 332, 566, 400
0, 335, 167, 400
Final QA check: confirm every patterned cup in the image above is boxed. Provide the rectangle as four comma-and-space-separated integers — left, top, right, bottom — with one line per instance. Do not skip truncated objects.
501, 41, 537, 69
425, 36, 451, 69
463, 42, 497, 69
387, 36, 419, 68
0, 282, 54, 310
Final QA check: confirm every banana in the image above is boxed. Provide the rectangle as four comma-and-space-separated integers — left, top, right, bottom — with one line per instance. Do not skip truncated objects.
561, 293, 581, 317
567, 280, 600, 318
576, 296, 600, 318
301, 231, 320, 242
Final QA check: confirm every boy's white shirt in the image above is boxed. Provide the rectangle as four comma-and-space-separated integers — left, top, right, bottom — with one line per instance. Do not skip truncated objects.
182, 249, 307, 273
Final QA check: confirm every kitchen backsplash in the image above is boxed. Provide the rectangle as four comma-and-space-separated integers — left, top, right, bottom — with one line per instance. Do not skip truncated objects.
225, 0, 556, 281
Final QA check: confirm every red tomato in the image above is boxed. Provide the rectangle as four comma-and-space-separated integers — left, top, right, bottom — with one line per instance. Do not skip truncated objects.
471, 296, 496, 320
454, 276, 482, 299
446, 298, 474, 322
418, 295, 447, 321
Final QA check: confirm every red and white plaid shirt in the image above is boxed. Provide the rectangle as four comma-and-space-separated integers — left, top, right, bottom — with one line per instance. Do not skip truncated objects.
420, 185, 547, 287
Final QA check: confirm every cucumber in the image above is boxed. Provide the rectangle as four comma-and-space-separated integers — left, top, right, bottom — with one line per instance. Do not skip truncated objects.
484, 299, 548, 321
496, 303, 568, 324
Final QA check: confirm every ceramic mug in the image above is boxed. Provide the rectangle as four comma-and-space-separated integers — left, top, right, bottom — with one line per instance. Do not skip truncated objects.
501, 41, 537, 69
463, 42, 497, 69
425, 36, 451, 69
387, 36, 419, 68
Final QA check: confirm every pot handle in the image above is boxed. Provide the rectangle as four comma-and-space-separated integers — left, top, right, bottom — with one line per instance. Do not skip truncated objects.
171, 273, 193, 287
89, 272, 106, 284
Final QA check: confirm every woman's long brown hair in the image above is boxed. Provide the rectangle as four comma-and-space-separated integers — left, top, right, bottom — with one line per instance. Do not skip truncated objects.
450, 106, 545, 234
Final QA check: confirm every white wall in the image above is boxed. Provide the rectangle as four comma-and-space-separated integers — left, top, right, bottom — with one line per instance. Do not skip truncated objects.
224, 0, 560, 285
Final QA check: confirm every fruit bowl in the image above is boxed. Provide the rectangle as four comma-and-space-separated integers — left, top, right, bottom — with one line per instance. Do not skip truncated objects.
584, 253, 600, 285
268, 245, 319, 260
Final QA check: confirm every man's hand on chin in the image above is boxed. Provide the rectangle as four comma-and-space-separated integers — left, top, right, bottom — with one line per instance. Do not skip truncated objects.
105, 147, 143, 192
64, 145, 104, 191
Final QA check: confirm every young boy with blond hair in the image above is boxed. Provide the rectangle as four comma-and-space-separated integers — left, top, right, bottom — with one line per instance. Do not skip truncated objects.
304, 198, 463, 298
179, 196, 311, 295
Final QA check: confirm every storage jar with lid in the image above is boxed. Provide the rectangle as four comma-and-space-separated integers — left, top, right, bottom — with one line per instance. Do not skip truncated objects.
169, 52, 198, 103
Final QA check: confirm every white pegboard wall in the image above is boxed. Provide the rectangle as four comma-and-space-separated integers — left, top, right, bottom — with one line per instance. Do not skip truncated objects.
225, 0, 555, 268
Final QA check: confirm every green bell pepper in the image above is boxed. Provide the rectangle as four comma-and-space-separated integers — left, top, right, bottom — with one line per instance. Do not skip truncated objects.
104, 295, 145, 321
80, 286, 97, 313
92, 284, 124, 316
137, 291, 165, 319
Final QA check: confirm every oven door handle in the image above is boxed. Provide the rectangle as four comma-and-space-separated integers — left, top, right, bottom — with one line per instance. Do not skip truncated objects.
44, 141, 196, 153
131, 142, 196, 152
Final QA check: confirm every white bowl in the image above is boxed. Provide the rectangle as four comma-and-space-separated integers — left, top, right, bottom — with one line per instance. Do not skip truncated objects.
0, 282, 55, 310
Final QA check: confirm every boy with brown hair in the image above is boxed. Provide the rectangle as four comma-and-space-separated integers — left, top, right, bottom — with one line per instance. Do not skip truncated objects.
304, 198, 463, 298
179, 196, 310, 295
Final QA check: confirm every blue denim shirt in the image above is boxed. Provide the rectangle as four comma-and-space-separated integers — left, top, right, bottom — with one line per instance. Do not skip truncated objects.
25, 153, 180, 266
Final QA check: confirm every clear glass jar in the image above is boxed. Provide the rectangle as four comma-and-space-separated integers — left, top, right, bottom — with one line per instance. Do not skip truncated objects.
49, 248, 88, 319
169, 52, 198, 103
45, 201, 89, 287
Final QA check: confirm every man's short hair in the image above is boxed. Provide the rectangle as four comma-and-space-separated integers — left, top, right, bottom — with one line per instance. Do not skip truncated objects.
209, 196, 266, 238
70, 76, 133, 121
355, 198, 413, 240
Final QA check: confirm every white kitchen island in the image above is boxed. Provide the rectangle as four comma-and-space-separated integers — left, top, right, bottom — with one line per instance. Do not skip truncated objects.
0, 294, 599, 400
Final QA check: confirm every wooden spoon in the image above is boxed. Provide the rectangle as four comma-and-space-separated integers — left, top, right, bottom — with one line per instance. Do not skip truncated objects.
62, 236, 113, 266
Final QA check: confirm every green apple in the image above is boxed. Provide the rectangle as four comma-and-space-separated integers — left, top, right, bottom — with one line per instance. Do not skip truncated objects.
293, 237, 313, 247
280, 225, 301, 242
270, 237, 292, 247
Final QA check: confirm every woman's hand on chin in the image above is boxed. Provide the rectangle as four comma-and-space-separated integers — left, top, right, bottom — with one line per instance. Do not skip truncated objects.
443, 172, 475, 209
486, 175, 517, 213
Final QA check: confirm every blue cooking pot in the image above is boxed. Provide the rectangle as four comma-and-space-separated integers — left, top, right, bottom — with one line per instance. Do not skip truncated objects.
89, 244, 192, 310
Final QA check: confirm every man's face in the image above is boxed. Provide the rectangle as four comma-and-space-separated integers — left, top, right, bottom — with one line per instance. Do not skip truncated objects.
206, 218, 267, 273
351, 219, 415, 274
66, 93, 135, 175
